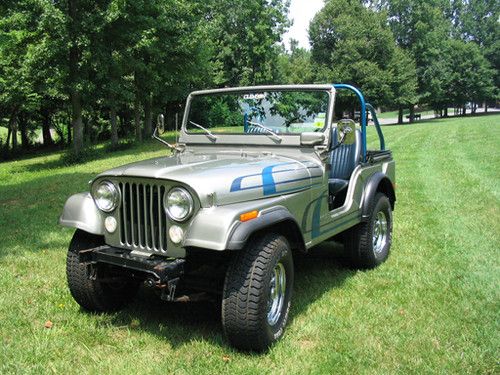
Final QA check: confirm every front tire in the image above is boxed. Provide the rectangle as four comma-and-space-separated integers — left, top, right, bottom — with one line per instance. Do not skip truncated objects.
344, 192, 393, 269
222, 233, 294, 351
66, 229, 139, 312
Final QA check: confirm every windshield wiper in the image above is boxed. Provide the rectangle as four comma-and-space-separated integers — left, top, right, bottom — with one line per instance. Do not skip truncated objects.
248, 121, 282, 143
152, 126, 183, 152
189, 121, 218, 141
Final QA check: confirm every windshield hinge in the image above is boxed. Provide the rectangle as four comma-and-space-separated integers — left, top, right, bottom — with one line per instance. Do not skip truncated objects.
314, 145, 329, 161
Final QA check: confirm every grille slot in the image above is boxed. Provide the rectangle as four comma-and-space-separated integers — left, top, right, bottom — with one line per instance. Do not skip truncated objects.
119, 182, 167, 253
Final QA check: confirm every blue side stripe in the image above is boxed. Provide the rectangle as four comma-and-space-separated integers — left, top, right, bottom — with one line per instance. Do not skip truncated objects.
230, 161, 322, 195
233, 174, 322, 193
262, 164, 278, 195
274, 182, 323, 195
311, 194, 324, 238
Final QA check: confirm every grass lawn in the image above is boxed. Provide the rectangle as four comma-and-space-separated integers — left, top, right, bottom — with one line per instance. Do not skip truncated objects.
1, 115, 499, 374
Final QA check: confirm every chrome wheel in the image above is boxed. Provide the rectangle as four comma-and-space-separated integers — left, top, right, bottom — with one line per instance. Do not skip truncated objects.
373, 211, 388, 254
267, 262, 286, 326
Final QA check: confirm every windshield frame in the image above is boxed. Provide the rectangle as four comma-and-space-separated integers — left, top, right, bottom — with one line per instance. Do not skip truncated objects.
179, 84, 335, 147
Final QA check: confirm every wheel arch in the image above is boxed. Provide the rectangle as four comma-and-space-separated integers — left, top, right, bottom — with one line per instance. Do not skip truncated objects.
361, 172, 396, 220
225, 207, 305, 252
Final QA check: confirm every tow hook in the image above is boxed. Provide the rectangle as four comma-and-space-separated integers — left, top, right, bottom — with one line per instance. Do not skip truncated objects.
160, 278, 179, 302
145, 278, 156, 288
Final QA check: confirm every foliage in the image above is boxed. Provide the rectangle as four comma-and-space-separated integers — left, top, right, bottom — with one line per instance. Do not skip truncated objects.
0, 0, 290, 157
453, 0, 500, 89
309, 0, 412, 108
443, 39, 496, 106
206, 0, 290, 86
277, 39, 315, 84
381, 0, 497, 109
387, 48, 419, 108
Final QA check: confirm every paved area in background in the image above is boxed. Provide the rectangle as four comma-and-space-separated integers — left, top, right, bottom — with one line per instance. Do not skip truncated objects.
377, 107, 500, 125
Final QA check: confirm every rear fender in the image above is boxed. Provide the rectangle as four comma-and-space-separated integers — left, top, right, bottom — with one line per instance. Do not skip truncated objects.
361, 172, 396, 220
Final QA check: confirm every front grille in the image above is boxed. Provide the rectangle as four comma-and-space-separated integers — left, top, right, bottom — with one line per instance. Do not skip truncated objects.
118, 182, 167, 253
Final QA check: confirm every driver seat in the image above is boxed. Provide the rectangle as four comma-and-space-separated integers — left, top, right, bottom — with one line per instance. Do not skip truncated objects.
329, 127, 361, 198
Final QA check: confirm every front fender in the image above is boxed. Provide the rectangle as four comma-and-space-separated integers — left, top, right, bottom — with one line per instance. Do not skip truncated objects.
225, 206, 300, 250
59, 192, 105, 235
183, 196, 290, 251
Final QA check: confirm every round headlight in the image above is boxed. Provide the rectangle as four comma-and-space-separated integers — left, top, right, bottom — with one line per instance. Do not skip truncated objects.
92, 181, 119, 212
164, 187, 193, 222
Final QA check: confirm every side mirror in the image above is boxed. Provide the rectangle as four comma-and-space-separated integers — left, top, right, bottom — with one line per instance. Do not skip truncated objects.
156, 114, 165, 134
300, 132, 325, 146
337, 119, 356, 145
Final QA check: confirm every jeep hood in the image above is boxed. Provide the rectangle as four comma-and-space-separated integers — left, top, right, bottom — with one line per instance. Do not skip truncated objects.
97, 150, 323, 206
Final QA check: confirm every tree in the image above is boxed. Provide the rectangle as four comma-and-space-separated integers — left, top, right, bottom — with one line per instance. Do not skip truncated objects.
445, 39, 495, 110
384, 0, 453, 110
388, 48, 418, 123
206, 0, 290, 86
277, 39, 314, 84
309, 0, 402, 108
0, 1, 42, 150
453, 0, 499, 97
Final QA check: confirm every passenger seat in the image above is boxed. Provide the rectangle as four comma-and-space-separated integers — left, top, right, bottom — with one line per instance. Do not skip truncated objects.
329, 127, 361, 198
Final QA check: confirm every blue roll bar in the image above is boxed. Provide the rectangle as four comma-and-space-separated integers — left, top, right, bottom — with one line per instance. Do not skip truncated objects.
333, 84, 367, 161
333, 84, 386, 161
366, 103, 385, 151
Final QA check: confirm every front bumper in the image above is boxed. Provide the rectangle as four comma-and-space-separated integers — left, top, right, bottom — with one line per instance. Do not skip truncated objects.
79, 245, 185, 290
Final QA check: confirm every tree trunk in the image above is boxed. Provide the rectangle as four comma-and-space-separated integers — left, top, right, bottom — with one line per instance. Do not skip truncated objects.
19, 113, 29, 149
42, 109, 54, 146
69, 0, 83, 155
6, 127, 12, 149
71, 90, 83, 152
409, 106, 415, 124
484, 102, 488, 113
110, 107, 118, 147
67, 113, 72, 145
462, 105, 467, 116
9, 113, 18, 150
397, 107, 403, 124
144, 93, 153, 138
444, 107, 448, 117
83, 116, 90, 143
134, 93, 142, 142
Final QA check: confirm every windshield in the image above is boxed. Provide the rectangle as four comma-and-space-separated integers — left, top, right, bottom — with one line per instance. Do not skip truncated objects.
186, 90, 330, 135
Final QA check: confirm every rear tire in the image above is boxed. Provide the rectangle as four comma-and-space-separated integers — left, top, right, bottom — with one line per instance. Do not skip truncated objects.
344, 192, 392, 269
66, 229, 139, 312
222, 233, 294, 351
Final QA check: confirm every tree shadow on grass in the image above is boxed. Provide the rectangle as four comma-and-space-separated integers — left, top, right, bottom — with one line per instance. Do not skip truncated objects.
0, 172, 95, 260
104, 241, 356, 351
18, 138, 174, 173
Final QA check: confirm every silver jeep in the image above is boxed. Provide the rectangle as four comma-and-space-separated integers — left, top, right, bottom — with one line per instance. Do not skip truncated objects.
60, 84, 395, 351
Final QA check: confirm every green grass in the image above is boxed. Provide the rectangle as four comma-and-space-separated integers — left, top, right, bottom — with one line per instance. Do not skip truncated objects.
1, 115, 499, 374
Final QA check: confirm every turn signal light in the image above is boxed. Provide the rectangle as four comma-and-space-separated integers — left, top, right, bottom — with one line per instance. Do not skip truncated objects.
240, 210, 259, 222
